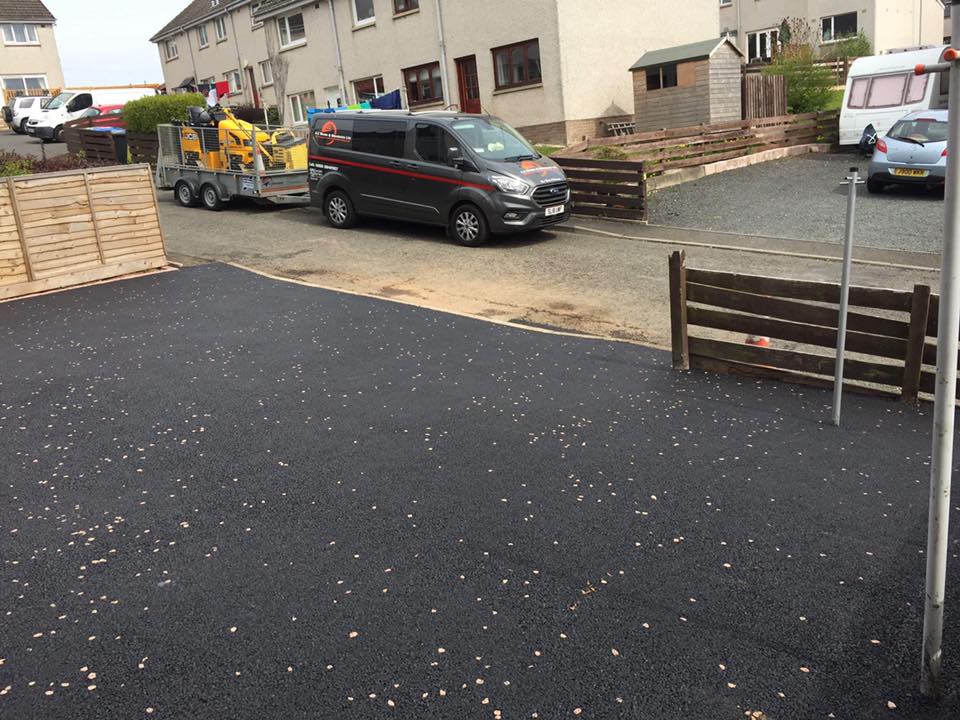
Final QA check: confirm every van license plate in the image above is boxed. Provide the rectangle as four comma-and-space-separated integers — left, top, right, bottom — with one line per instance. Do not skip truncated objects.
545, 204, 565, 217
892, 168, 928, 177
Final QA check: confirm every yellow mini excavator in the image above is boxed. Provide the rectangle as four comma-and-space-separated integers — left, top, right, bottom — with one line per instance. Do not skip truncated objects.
176, 106, 307, 173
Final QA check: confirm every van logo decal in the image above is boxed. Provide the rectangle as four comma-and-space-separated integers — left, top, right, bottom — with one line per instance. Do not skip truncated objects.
315, 120, 350, 146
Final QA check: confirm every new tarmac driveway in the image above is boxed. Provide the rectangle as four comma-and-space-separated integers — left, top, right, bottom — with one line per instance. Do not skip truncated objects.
1, 264, 958, 719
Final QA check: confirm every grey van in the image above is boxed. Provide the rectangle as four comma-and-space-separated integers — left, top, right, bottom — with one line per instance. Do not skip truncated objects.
308, 111, 570, 246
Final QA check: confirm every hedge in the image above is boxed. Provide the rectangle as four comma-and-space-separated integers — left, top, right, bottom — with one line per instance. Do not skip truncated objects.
0, 150, 108, 177
123, 93, 206, 134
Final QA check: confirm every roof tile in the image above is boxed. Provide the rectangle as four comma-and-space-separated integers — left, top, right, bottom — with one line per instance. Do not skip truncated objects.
0, 0, 55, 23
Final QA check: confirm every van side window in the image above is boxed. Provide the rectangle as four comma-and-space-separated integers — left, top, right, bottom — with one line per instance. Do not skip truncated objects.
352, 119, 405, 157
414, 123, 454, 164
70, 93, 93, 111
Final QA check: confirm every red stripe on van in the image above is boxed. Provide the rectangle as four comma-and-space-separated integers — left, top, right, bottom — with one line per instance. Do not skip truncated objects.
309, 154, 494, 191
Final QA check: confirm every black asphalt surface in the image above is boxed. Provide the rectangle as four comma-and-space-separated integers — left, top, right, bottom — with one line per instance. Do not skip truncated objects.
1, 263, 959, 719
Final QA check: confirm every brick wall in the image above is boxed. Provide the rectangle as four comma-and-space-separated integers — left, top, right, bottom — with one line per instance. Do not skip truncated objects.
518, 114, 635, 146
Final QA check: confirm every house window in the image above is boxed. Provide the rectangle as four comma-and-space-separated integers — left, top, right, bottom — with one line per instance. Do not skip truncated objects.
352, 118, 406, 157
250, 2, 264, 29
200, 76, 215, 86
719, 0, 732, 6
2, 76, 47, 92
2, 24, 39, 45
197, 25, 208, 48
277, 12, 306, 47
289, 91, 315, 124
260, 60, 274, 86
214, 16, 228, 41
226, 69, 243, 94
646, 63, 678, 91
747, 28, 779, 62
492, 39, 541, 90
165, 38, 179, 60
353, 0, 376, 26
404, 62, 444, 106
821, 12, 857, 43
394, 0, 419, 13
353, 75, 385, 101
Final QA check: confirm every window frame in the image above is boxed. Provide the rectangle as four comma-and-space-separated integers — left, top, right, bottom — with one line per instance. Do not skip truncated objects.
352, 75, 385, 102
645, 63, 678, 92
352, 0, 376, 27
1, 75, 48, 92
2, 23, 39, 45
226, 69, 243, 94
277, 12, 306, 49
393, 0, 420, 14
746, 28, 779, 63
165, 38, 179, 61
821, 12, 858, 44
260, 60, 274, 86
197, 24, 209, 49
719, 0, 732, 6
403, 61, 444, 106
214, 16, 228, 42
289, 91, 316, 125
491, 38, 542, 91
847, 72, 926, 110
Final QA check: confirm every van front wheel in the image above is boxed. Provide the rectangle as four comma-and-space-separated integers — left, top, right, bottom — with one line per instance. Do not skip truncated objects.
450, 205, 489, 247
53, 125, 64, 143
325, 190, 356, 228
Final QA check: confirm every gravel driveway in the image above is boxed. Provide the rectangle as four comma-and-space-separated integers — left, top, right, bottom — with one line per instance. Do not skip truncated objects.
648, 152, 945, 254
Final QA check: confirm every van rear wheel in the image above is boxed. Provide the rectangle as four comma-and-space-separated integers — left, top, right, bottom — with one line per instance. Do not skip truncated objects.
325, 190, 356, 229
450, 204, 489, 247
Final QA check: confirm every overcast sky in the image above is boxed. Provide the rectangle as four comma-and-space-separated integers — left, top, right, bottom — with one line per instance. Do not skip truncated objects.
44, 0, 186, 85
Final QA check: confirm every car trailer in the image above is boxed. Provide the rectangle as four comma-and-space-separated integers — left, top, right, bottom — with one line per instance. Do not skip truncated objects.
154, 120, 311, 211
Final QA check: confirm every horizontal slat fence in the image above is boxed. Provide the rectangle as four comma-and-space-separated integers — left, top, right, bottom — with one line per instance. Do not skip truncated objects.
561, 111, 839, 176
0, 164, 167, 301
553, 157, 646, 221
669, 251, 935, 401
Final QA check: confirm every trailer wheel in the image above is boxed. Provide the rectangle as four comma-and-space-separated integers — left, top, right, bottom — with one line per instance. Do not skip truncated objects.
200, 184, 225, 212
174, 181, 199, 208
325, 189, 356, 228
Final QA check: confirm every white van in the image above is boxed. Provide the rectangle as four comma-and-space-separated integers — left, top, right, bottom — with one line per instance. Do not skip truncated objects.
26, 86, 156, 143
839, 46, 949, 146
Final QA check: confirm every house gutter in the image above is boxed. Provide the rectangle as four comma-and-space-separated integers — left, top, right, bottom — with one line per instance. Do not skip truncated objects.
327, 0, 348, 104
434, 0, 451, 108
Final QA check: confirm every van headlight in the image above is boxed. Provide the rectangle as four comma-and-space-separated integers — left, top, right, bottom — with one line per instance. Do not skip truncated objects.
489, 175, 530, 195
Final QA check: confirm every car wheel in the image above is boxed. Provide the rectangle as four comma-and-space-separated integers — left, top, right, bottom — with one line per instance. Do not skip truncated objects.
12, 122, 24, 134
174, 181, 199, 208
449, 204, 490, 247
200, 184, 224, 211
53, 125, 64, 143
866, 177, 886, 194
325, 190, 356, 228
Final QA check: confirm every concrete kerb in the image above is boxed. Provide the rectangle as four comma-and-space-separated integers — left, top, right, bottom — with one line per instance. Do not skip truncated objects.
646, 143, 833, 192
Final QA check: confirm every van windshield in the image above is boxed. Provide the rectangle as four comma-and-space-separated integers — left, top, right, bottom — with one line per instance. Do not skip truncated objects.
888, 117, 949, 144
45, 92, 75, 110
450, 117, 538, 162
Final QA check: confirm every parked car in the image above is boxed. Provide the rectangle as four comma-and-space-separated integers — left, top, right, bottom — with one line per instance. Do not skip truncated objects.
4, 95, 51, 133
70, 105, 126, 129
867, 110, 948, 194
307, 111, 570, 246
27, 87, 153, 142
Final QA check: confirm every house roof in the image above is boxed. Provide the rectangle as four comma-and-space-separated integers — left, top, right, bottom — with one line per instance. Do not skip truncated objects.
251, 0, 313, 20
0, 0, 55, 23
630, 37, 742, 71
151, 0, 248, 42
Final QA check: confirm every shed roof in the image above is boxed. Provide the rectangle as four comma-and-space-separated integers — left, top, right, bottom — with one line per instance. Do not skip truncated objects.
630, 37, 742, 71
0, 0, 55, 22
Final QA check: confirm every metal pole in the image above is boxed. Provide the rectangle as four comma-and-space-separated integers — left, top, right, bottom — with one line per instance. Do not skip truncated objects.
832, 167, 859, 427
327, 0, 348, 105
921, 10, 960, 697
434, 0, 452, 108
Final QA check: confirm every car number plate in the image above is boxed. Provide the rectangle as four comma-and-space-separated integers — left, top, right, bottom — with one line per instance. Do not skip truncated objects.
545, 204, 565, 217
892, 168, 928, 177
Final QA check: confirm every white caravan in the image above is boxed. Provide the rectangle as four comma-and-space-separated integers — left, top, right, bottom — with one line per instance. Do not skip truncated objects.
839, 46, 949, 146
26, 86, 156, 142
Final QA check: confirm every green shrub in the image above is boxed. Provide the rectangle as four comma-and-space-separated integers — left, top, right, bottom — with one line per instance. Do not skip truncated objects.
0, 150, 108, 177
591, 145, 629, 161
764, 52, 836, 113
822, 31, 872, 61
123, 93, 205, 134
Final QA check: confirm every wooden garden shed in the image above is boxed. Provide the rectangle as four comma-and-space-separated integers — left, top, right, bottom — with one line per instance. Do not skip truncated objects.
630, 37, 744, 132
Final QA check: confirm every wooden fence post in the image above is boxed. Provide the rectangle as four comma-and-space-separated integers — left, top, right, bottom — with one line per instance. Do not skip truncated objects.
902, 283, 932, 402
82, 171, 105, 266
669, 250, 689, 370
638, 161, 647, 222
7, 177, 33, 282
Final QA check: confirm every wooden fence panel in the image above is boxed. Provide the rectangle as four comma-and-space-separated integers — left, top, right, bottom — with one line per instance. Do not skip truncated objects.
0, 165, 167, 301
554, 157, 646, 221
670, 251, 932, 402
742, 74, 787, 119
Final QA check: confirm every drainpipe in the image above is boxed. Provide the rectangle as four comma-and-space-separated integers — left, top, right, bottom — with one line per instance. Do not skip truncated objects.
328, 0, 348, 104
735, 0, 742, 53
228, 10, 249, 104
184, 27, 200, 92
434, 0, 452, 108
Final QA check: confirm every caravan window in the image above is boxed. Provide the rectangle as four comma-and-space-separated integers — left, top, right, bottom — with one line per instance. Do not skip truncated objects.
866, 73, 907, 108
905, 73, 928, 104
848, 78, 869, 108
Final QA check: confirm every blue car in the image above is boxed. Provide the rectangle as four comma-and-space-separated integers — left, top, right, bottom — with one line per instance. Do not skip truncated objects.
868, 109, 948, 194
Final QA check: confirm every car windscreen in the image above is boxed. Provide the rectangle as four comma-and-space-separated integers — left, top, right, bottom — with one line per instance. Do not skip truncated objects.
449, 118, 538, 162
45, 92, 75, 110
888, 117, 949, 144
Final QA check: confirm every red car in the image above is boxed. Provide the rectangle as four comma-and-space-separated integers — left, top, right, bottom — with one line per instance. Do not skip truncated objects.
68, 104, 126, 129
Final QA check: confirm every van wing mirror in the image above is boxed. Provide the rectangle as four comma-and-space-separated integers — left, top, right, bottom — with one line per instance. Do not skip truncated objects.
449, 147, 477, 172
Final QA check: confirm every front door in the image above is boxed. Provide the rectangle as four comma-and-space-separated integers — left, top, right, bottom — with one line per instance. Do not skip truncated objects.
456, 56, 481, 114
